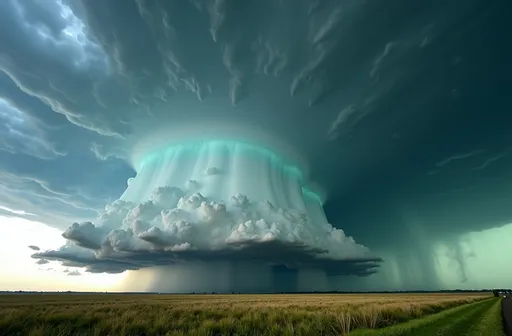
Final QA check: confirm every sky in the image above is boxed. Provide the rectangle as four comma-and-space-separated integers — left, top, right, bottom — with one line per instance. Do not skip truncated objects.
0, 0, 511, 292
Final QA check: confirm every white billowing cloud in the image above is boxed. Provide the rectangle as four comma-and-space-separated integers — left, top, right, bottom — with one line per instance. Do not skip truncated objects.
62, 222, 104, 249
33, 185, 378, 275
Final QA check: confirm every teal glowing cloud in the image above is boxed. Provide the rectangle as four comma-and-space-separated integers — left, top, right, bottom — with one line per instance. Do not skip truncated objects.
134, 138, 324, 205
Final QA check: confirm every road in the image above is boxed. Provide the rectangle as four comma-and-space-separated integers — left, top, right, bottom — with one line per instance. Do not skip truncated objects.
504, 296, 512, 336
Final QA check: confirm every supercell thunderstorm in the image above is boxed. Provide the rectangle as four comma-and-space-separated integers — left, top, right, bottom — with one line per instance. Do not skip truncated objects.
33, 130, 379, 292
0, 0, 506, 292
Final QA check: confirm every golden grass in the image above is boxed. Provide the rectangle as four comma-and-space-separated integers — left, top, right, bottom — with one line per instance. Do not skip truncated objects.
0, 293, 491, 335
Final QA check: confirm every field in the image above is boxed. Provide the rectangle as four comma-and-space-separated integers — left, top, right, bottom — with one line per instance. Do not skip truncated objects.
0, 293, 502, 335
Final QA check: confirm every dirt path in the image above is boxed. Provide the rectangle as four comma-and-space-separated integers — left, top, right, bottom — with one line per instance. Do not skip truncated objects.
503, 296, 512, 335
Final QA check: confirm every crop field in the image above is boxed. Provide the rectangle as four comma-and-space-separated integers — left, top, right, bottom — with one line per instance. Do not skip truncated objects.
0, 292, 502, 335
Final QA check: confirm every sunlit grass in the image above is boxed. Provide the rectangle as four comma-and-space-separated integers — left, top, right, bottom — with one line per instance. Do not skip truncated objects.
0, 293, 491, 335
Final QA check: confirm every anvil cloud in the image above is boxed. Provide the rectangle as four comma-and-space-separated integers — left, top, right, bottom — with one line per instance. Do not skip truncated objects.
1, 0, 511, 291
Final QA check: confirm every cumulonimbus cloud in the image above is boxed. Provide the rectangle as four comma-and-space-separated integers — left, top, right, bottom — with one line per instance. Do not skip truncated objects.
33, 185, 380, 275
0, 0, 509, 291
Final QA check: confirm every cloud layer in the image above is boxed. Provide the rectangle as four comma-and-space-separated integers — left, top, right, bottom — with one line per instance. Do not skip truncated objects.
1, 0, 511, 289
33, 186, 379, 276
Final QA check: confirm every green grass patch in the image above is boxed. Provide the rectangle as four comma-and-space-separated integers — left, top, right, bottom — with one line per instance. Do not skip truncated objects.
351, 298, 502, 336
467, 298, 503, 336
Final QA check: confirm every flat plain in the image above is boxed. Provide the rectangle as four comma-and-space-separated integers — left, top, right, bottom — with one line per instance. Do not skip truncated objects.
0, 292, 502, 335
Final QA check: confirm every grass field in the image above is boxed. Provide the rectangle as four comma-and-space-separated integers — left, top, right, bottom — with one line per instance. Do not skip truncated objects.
0, 293, 499, 335
351, 297, 503, 336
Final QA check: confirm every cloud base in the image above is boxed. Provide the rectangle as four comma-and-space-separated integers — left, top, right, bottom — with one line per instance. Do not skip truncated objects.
32, 138, 379, 291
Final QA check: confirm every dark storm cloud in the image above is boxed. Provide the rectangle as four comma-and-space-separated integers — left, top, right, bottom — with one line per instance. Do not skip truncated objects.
0, 150, 133, 227
0, 98, 64, 159
0, 0, 134, 136
30, 186, 379, 277
0, 1, 470, 217
28, 245, 40, 251
323, 0, 512, 243
0, 0, 136, 227
33, 239, 380, 276
0, 0, 510, 287
32, 246, 137, 274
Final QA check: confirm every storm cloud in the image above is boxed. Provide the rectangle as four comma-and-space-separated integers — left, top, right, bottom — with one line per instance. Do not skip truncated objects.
1, 0, 511, 291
